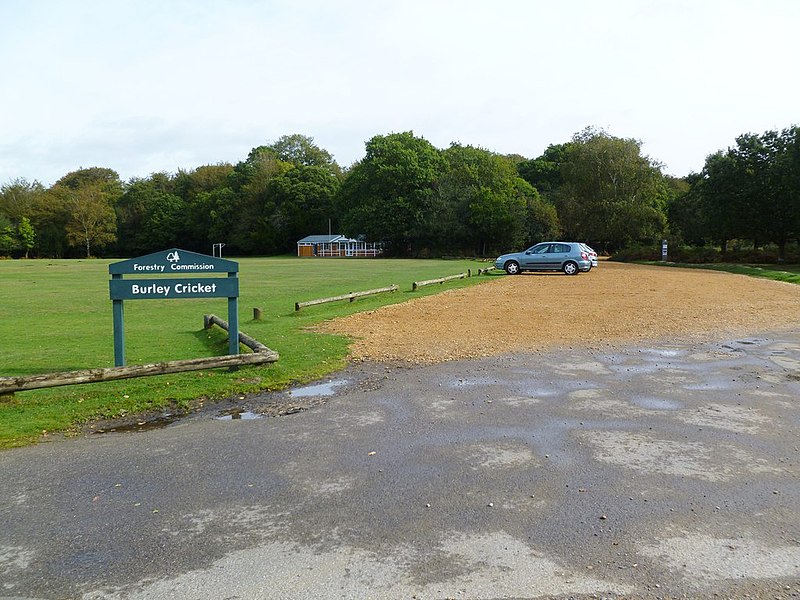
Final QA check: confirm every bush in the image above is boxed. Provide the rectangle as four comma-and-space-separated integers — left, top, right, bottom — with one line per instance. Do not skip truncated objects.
612, 242, 800, 264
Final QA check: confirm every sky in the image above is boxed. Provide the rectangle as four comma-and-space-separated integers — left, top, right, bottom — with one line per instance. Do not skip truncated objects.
1, 0, 798, 186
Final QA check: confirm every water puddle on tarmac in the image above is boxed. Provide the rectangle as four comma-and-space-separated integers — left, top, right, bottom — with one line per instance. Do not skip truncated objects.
215, 410, 263, 421
289, 380, 348, 398
93, 414, 179, 434
631, 397, 683, 411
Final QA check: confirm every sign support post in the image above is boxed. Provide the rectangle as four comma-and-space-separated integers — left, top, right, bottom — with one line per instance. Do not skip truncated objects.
112, 274, 126, 367
227, 271, 239, 357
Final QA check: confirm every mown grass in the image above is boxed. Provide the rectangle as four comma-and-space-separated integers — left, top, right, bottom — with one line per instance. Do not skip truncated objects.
641, 261, 800, 285
0, 256, 493, 448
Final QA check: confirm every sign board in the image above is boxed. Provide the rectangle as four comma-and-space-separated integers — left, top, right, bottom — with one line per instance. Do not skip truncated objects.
109, 248, 240, 366
109, 248, 238, 275
661, 239, 668, 261
110, 278, 238, 300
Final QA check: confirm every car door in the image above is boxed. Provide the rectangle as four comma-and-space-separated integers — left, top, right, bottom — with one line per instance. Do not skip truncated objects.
521, 243, 550, 270
548, 243, 570, 270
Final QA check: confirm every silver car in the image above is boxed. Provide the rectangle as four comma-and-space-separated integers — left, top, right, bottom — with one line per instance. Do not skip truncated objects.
495, 242, 592, 275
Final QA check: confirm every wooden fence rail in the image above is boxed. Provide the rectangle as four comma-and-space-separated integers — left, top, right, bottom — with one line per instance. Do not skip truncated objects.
0, 352, 279, 397
295, 285, 399, 311
412, 272, 467, 291
203, 313, 273, 353
0, 317, 278, 398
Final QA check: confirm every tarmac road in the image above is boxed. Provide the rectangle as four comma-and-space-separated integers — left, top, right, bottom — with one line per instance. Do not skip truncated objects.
1, 332, 800, 599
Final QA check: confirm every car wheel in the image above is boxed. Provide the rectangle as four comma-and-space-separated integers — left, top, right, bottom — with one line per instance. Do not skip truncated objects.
505, 260, 520, 275
563, 261, 579, 275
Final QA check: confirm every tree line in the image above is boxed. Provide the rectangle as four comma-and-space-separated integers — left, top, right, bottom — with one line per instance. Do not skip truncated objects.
1, 126, 798, 260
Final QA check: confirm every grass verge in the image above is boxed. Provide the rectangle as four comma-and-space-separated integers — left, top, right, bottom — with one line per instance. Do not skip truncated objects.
640, 261, 800, 285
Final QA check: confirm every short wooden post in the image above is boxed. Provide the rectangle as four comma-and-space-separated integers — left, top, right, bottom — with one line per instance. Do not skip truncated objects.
253, 307, 263, 320
468, 268, 472, 277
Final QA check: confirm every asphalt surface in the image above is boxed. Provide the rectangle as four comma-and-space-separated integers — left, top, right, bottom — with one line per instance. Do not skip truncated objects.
1, 332, 800, 599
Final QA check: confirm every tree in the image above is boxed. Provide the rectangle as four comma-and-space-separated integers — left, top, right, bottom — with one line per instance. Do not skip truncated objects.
522, 181, 561, 244
731, 127, 800, 259
517, 143, 573, 200
17, 217, 35, 258
0, 214, 17, 256
0, 178, 45, 221
170, 164, 236, 253
223, 152, 293, 254
555, 127, 668, 249
687, 125, 800, 259
338, 132, 445, 256
692, 151, 743, 251
51, 168, 122, 257
60, 183, 118, 257
55, 167, 122, 192
264, 165, 341, 253
666, 173, 707, 246
771, 125, 800, 260
116, 175, 186, 255
437, 144, 530, 255
259, 134, 341, 177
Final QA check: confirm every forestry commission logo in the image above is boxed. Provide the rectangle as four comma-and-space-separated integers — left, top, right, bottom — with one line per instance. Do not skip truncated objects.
166, 251, 181, 263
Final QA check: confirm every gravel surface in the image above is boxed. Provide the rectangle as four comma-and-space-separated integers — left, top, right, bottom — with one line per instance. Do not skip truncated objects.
319, 261, 800, 362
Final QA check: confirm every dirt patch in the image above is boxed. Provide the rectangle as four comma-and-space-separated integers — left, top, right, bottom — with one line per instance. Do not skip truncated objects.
318, 262, 800, 363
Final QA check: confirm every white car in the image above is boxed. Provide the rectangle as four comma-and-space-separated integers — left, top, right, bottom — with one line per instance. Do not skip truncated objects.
580, 244, 598, 268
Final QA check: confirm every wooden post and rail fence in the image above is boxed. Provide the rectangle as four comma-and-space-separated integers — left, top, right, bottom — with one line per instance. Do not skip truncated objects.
295, 285, 399, 311
0, 316, 278, 399
295, 268, 497, 309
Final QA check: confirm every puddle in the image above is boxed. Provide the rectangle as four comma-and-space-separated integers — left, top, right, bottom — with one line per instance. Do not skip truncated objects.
289, 380, 348, 398
215, 410, 263, 421
639, 348, 684, 358
93, 414, 179, 434
631, 397, 682, 411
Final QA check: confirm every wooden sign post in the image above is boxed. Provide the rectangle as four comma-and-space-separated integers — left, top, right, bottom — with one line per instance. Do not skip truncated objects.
109, 248, 240, 367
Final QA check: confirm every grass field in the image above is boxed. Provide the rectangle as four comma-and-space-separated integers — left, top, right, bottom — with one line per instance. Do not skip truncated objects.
0, 256, 491, 448
641, 261, 800, 284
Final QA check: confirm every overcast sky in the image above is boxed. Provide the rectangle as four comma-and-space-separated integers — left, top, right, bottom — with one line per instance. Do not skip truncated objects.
1, 0, 797, 186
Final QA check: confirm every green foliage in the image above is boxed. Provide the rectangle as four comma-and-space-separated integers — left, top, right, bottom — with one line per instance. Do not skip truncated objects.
261, 134, 341, 177
17, 217, 35, 258
555, 127, 668, 249
115, 175, 186, 255
686, 126, 800, 259
51, 168, 123, 257
438, 144, 530, 255
0, 256, 489, 447
339, 132, 445, 255
524, 188, 561, 244
517, 143, 573, 200
264, 165, 340, 252
0, 214, 16, 256
59, 184, 118, 257
3, 125, 798, 261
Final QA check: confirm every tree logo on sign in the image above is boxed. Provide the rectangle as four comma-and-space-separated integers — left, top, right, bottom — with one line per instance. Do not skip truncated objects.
166, 250, 181, 263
